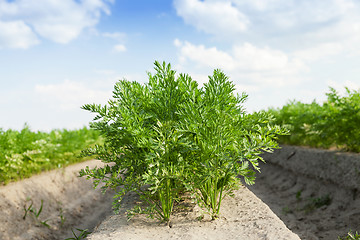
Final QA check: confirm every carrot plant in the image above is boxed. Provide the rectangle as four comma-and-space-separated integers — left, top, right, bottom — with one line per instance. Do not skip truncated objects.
178, 69, 287, 219
80, 61, 191, 222
80, 61, 286, 222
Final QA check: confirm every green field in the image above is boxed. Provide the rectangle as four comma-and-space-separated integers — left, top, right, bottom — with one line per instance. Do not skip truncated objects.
0, 125, 102, 185
2, 86, 359, 186
267, 87, 360, 152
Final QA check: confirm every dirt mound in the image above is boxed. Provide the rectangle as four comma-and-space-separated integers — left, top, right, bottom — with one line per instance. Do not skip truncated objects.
3, 145, 354, 240
248, 145, 360, 239
0, 160, 114, 240
87, 184, 300, 240
1, 158, 300, 240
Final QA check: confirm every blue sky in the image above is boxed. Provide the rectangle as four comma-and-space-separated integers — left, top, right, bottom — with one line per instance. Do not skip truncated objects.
1, 0, 360, 131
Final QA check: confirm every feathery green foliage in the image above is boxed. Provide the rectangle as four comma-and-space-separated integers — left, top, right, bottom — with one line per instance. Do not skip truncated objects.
177, 69, 286, 219
80, 61, 287, 222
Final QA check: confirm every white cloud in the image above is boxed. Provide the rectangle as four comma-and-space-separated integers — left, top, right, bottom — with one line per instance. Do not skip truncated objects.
327, 80, 360, 93
233, 43, 293, 71
94, 69, 116, 75
173, 0, 360, 103
234, 0, 284, 11
173, 0, 249, 37
234, 83, 261, 94
303, 18, 360, 56
233, 0, 357, 27
174, 39, 308, 91
0, 0, 112, 47
174, 39, 306, 87
113, 44, 126, 52
103, 32, 126, 41
174, 0, 360, 57
0, 20, 39, 49
102, 32, 127, 52
293, 42, 344, 62
175, 39, 235, 70
35, 79, 111, 110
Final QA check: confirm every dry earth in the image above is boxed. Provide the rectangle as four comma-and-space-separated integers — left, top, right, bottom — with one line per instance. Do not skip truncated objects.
87, 185, 300, 240
1, 145, 359, 240
249, 145, 360, 239
0, 160, 115, 240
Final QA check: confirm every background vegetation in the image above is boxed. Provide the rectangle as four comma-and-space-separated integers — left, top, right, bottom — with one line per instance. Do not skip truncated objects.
0, 125, 101, 185
268, 87, 360, 152
2, 85, 359, 188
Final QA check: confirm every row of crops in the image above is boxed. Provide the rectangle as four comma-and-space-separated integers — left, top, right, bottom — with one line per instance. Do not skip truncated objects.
1, 78, 359, 188
1, 61, 358, 239
77, 62, 360, 226
0, 125, 102, 184
265, 86, 360, 240
267, 87, 360, 153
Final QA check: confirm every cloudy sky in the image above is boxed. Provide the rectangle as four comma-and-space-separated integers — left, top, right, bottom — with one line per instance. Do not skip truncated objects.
1, 0, 360, 131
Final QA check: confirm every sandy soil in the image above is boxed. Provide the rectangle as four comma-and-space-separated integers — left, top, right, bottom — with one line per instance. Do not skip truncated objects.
88, 185, 300, 240
248, 145, 360, 239
0, 159, 300, 240
2, 145, 358, 240
0, 160, 115, 240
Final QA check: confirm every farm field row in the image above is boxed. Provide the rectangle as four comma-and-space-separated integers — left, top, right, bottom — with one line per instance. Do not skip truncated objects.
1, 72, 359, 239
267, 87, 360, 152
2, 86, 359, 187
0, 126, 102, 185
0, 159, 114, 240
2, 87, 359, 185
2, 144, 358, 240
87, 145, 360, 239
249, 145, 360, 240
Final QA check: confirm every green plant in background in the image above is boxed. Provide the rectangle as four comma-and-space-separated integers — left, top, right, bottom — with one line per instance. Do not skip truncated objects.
0, 126, 102, 184
338, 230, 360, 240
268, 87, 360, 152
268, 100, 323, 147
58, 207, 66, 227
23, 198, 33, 220
319, 87, 360, 152
302, 194, 332, 213
296, 190, 302, 201
23, 198, 51, 228
281, 206, 293, 215
65, 228, 91, 240
80, 61, 287, 222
